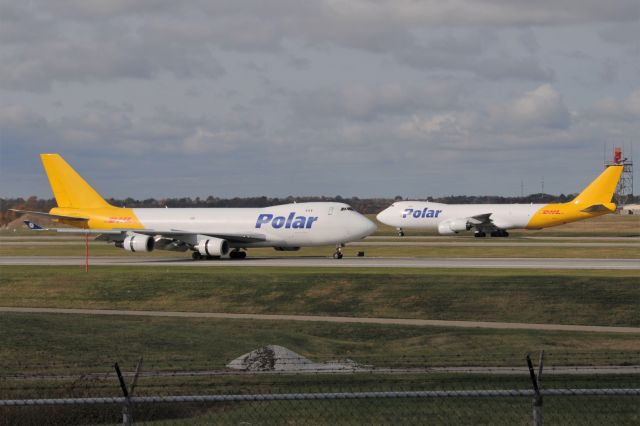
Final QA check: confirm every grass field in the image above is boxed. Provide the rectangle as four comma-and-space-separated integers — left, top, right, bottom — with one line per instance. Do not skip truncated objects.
1, 222, 639, 424
1, 266, 639, 327
1, 312, 639, 371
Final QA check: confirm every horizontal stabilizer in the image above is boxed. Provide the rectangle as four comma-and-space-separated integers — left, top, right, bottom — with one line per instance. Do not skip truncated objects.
580, 203, 616, 213
10, 209, 89, 222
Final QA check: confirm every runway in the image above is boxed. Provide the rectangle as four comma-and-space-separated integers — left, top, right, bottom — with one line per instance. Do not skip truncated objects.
2, 307, 639, 334
1, 256, 638, 269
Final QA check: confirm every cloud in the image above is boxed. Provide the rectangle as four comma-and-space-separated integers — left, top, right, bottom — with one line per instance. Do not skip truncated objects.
4, 1, 637, 91
584, 89, 640, 122
291, 82, 464, 122
489, 84, 571, 130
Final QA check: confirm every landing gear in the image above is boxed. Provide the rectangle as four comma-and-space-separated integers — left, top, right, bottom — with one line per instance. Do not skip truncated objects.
229, 249, 247, 259
474, 231, 486, 238
397, 227, 405, 237
191, 251, 222, 260
490, 230, 509, 237
333, 244, 344, 259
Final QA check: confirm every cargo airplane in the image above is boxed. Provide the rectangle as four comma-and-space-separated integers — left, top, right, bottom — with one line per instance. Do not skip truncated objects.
12, 154, 377, 259
376, 165, 624, 237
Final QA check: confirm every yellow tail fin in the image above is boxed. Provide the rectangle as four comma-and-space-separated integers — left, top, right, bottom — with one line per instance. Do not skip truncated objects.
40, 154, 112, 209
572, 165, 623, 206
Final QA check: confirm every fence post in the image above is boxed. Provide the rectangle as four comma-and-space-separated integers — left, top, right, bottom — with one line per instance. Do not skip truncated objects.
526, 351, 544, 426
114, 362, 131, 426
114, 358, 143, 426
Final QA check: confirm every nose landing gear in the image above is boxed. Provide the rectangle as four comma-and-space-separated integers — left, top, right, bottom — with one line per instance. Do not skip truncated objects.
397, 227, 405, 237
333, 244, 344, 259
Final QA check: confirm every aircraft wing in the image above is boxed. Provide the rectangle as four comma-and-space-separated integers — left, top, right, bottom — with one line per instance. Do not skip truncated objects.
457, 212, 501, 232
467, 213, 493, 226
93, 230, 267, 245
164, 230, 267, 244
20, 221, 266, 244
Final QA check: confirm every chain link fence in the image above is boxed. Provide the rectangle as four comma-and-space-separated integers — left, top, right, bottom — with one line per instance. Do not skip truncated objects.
1, 352, 639, 425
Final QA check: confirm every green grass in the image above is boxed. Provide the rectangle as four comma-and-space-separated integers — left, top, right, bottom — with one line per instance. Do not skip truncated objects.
1, 266, 639, 327
1, 313, 639, 371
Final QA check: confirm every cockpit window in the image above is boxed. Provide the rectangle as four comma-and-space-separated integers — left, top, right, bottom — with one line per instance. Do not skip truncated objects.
340, 207, 354, 211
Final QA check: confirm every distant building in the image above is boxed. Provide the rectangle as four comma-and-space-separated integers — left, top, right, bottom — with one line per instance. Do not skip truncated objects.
620, 204, 640, 215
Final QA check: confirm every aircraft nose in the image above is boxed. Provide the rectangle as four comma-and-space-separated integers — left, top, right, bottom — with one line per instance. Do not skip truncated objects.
376, 207, 390, 224
353, 214, 376, 238
362, 215, 377, 236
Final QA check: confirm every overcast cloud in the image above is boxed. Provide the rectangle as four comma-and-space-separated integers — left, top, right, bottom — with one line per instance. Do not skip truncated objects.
1, 0, 638, 199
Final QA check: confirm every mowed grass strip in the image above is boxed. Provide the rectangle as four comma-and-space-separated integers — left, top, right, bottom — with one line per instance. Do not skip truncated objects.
1, 266, 638, 327
1, 313, 639, 370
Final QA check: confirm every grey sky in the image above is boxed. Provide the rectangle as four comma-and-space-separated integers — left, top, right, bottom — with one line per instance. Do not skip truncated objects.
1, 0, 638, 199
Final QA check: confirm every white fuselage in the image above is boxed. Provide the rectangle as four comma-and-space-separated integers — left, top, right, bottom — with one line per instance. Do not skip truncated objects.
134, 202, 376, 248
376, 201, 544, 231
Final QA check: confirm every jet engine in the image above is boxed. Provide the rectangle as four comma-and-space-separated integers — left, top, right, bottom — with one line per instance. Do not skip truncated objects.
437, 219, 471, 235
123, 233, 155, 252
195, 238, 229, 257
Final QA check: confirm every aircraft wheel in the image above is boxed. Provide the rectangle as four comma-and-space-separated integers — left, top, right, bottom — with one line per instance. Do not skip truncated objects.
474, 232, 486, 238
192, 251, 202, 260
229, 250, 247, 259
333, 252, 343, 259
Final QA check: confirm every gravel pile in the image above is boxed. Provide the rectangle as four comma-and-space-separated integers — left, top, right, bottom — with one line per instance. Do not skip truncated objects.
227, 345, 363, 372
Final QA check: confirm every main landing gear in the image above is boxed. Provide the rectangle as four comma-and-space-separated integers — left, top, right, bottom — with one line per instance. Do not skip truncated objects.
191, 249, 247, 260
192, 251, 220, 260
229, 249, 247, 259
490, 230, 509, 237
475, 230, 509, 238
333, 244, 344, 259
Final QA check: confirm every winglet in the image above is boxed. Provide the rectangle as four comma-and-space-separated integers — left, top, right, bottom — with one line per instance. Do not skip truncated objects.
40, 154, 112, 209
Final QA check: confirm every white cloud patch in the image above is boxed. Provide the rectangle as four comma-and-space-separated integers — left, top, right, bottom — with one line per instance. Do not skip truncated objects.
587, 89, 640, 121
291, 82, 464, 121
489, 84, 572, 130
